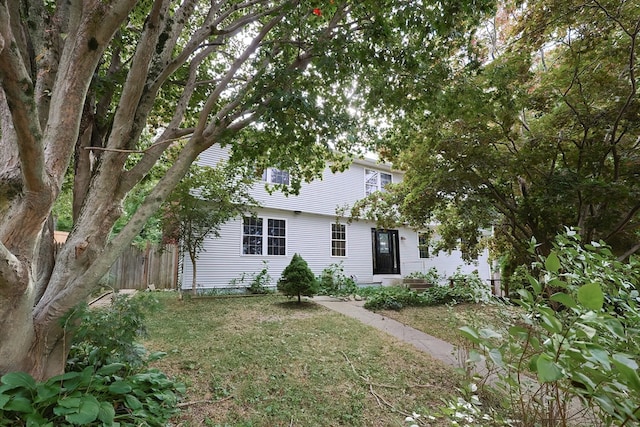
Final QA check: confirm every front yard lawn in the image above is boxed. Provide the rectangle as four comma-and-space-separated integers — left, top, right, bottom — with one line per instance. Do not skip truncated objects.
378, 302, 516, 347
143, 293, 461, 426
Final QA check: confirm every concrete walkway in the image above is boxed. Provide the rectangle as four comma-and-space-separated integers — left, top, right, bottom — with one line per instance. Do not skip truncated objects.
312, 296, 461, 368
313, 296, 598, 423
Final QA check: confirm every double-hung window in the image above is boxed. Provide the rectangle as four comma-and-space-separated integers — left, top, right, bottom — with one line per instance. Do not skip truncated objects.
331, 223, 347, 257
262, 168, 290, 185
242, 217, 263, 255
242, 217, 286, 255
418, 231, 430, 258
266, 219, 286, 255
365, 169, 392, 196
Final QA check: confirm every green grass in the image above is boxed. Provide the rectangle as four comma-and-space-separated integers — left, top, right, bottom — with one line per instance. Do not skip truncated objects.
143, 293, 461, 426
378, 302, 519, 346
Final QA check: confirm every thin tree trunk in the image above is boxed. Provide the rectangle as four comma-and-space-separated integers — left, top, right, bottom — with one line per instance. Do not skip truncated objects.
190, 251, 197, 295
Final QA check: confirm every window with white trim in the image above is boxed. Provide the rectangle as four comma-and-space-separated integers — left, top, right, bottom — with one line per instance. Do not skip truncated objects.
242, 217, 263, 255
331, 223, 347, 257
365, 169, 392, 196
267, 219, 286, 255
242, 216, 286, 255
262, 168, 290, 185
418, 231, 430, 259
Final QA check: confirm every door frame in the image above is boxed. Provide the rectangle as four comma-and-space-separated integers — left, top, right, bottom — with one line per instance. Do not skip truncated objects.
371, 228, 400, 275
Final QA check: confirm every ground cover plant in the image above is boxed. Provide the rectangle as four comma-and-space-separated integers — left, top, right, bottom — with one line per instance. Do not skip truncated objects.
360, 271, 491, 311
142, 293, 464, 426
0, 294, 184, 426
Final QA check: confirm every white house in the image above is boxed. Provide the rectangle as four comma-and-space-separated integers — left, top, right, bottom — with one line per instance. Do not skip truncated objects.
180, 146, 492, 291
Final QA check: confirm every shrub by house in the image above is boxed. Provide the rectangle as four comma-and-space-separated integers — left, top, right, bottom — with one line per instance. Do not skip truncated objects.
277, 254, 318, 303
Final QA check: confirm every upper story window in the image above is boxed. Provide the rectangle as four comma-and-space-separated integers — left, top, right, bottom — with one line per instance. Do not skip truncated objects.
365, 169, 392, 196
262, 168, 290, 185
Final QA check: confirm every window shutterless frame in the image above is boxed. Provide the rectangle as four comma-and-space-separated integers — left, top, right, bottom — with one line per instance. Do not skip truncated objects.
364, 168, 392, 196
330, 222, 347, 257
241, 216, 287, 256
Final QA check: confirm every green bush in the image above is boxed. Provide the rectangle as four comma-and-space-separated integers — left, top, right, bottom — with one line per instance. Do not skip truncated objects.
277, 253, 319, 303
247, 261, 273, 294
363, 280, 485, 311
65, 293, 157, 371
447, 269, 493, 303
404, 267, 442, 283
0, 293, 184, 426
459, 231, 640, 426
317, 262, 358, 296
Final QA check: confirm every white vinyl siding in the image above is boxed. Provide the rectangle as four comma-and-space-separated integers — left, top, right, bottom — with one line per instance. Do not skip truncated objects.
181, 208, 492, 289
182, 146, 493, 290
197, 146, 403, 217
250, 161, 402, 217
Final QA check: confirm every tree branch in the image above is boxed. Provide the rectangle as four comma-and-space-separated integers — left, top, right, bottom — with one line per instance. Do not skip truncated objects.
604, 202, 640, 241
103, 0, 168, 153
0, 240, 27, 293
198, 7, 287, 137
618, 242, 640, 262
83, 137, 190, 153
0, 2, 45, 194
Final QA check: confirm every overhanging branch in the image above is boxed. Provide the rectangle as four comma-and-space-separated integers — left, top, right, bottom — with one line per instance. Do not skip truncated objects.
83, 136, 192, 154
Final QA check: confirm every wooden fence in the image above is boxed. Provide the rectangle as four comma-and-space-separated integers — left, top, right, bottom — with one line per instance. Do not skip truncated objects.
106, 244, 179, 290
53, 242, 179, 290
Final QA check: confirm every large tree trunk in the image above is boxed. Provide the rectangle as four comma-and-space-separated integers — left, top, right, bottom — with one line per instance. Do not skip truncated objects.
0, 289, 36, 375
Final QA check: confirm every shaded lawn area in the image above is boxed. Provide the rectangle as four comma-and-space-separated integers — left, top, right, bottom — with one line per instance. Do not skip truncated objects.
143, 293, 460, 426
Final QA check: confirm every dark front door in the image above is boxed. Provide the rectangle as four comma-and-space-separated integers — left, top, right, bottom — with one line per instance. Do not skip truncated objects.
372, 229, 400, 275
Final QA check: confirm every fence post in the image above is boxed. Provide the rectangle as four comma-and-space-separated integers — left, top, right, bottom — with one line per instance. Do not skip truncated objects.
143, 242, 151, 289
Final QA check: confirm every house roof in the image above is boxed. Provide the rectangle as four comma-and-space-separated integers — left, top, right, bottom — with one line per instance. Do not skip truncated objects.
351, 156, 401, 173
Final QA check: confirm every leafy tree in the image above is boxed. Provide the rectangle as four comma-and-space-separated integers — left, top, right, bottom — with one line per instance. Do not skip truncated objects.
277, 253, 318, 303
362, 0, 640, 277
162, 161, 257, 294
0, 0, 495, 379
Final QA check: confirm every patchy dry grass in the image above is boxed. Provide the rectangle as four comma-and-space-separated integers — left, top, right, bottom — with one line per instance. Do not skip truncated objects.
143, 293, 461, 426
